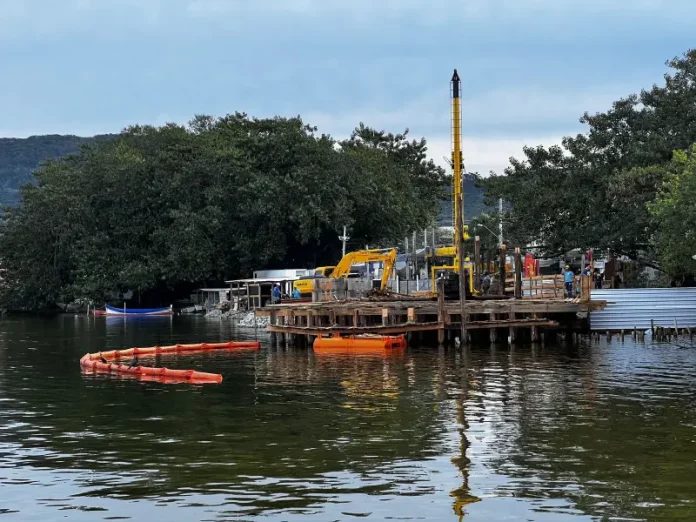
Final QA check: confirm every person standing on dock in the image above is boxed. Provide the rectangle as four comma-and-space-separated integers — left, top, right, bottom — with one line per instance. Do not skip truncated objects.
481, 271, 491, 295
563, 265, 574, 297
593, 268, 603, 289
272, 284, 281, 305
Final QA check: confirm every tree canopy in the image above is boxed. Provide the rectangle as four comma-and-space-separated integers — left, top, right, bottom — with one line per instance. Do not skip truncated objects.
648, 145, 696, 282
0, 114, 446, 310
480, 49, 696, 279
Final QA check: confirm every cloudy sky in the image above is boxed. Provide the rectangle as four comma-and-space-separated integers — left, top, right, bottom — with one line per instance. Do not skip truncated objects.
1, 0, 694, 174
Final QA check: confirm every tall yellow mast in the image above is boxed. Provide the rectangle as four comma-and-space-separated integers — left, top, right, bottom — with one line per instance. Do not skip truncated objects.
451, 69, 464, 240
452, 69, 467, 341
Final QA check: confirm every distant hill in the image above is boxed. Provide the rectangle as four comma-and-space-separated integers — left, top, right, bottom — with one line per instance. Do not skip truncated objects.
437, 174, 490, 227
0, 135, 490, 224
0, 134, 115, 206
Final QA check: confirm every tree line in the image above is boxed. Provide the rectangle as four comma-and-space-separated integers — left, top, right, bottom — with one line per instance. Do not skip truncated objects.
479, 49, 696, 284
0, 115, 446, 310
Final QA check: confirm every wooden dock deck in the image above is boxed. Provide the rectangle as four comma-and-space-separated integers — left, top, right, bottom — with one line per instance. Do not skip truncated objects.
255, 295, 607, 345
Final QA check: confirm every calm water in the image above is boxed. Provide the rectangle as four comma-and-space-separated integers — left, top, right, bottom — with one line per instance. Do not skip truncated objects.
0, 316, 695, 521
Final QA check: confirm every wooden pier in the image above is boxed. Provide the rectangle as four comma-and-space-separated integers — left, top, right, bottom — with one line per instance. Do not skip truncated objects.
255, 291, 606, 345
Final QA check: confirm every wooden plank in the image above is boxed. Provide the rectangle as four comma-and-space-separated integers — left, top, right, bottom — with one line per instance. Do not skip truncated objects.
267, 322, 444, 335
254, 297, 607, 317
449, 319, 557, 330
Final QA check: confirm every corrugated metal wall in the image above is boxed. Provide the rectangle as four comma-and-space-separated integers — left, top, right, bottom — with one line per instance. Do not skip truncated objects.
591, 288, 696, 330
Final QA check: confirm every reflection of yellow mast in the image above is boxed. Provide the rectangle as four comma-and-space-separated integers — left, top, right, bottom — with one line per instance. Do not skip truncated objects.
450, 369, 480, 519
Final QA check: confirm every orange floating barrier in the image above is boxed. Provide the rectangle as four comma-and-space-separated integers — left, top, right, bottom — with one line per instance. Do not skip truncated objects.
80, 341, 260, 384
313, 334, 407, 353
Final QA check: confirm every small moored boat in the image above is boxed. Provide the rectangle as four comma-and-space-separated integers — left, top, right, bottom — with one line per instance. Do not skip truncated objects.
105, 304, 173, 316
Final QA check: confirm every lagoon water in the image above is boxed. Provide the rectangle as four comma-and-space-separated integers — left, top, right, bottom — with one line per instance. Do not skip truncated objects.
0, 315, 695, 521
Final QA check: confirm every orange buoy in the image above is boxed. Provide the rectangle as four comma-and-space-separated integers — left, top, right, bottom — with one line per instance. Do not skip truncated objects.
80, 341, 260, 384
313, 334, 407, 353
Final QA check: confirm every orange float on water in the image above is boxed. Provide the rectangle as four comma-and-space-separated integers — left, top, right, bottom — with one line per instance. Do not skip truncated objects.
313, 334, 407, 354
80, 341, 260, 384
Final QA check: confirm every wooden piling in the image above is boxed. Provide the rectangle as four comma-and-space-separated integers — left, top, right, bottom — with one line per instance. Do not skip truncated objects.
499, 244, 507, 296
490, 313, 498, 343
531, 312, 539, 343
437, 279, 446, 345
270, 310, 278, 346
474, 235, 481, 293
514, 247, 522, 299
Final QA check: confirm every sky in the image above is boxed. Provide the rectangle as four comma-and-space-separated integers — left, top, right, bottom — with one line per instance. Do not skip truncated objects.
1, 0, 695, 175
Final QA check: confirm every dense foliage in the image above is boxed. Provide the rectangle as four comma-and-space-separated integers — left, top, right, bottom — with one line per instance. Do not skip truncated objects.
648, 145, 696, 281
480, 49, 696, 280
0, 114, 446, 310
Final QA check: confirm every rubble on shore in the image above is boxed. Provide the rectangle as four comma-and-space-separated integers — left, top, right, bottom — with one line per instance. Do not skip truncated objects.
205, 309, 269, 328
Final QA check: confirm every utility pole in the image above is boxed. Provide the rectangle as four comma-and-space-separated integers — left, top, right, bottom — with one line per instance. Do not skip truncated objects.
339, 225, 350, 257
412, 230, 418, 278
498, 198, 503, 246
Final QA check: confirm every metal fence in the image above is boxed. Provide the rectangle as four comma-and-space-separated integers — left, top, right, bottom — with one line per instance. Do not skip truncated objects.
590, 288, 696, 331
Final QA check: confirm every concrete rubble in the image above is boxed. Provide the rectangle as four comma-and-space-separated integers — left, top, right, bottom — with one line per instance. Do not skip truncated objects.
205, 309, 269, 328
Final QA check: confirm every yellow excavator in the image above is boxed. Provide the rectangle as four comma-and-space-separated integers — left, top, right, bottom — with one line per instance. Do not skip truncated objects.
331, 248, 397, 290
293, 266, 336, 297
292, 249, 397, 297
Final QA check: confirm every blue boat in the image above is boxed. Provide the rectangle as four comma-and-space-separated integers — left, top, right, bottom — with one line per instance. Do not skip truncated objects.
105, 304, 173, 316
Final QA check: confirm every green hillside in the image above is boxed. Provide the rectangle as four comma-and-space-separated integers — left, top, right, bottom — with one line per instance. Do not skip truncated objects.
0, 135, 115, 206
437, 174, 490, 227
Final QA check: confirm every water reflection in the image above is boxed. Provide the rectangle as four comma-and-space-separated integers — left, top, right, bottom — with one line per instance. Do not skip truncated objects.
0, 316, 694, 521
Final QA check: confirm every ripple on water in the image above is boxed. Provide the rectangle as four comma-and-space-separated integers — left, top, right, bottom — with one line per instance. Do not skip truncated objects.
0, 319, 695, 521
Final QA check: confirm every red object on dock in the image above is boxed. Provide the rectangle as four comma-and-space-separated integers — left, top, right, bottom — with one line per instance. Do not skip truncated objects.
80, 341, 260, 384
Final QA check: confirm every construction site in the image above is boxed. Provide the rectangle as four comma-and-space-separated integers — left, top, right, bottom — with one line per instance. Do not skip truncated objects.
254, 70, 608, 347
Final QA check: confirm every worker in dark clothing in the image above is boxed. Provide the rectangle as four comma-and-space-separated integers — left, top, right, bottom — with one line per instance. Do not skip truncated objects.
99, 353, 108, 364
593, 269, 603, 289
128, 356, 139, 368
481, 271, 491, 295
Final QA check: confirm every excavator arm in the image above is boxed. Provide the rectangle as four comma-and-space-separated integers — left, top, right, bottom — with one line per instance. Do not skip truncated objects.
331, 249, 397, 290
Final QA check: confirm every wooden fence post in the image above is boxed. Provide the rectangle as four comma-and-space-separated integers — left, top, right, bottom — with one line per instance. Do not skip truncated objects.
437, 278, 446, 345
499, 244, 507, 296
514, 247, 522, 299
